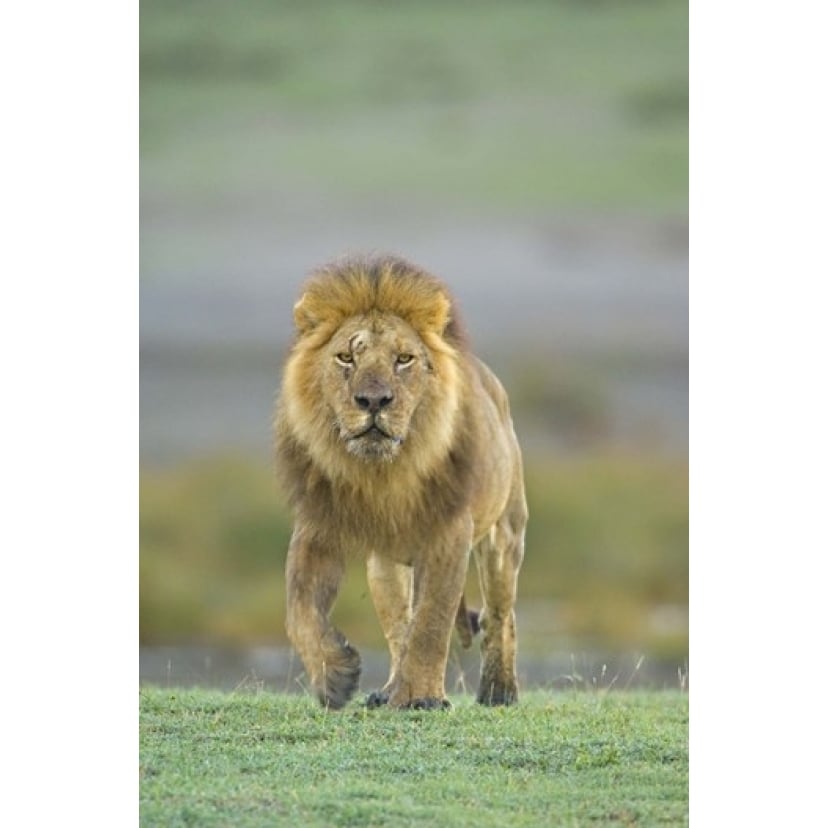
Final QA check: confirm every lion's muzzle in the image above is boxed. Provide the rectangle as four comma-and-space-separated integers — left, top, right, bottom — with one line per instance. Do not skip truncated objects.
353, 375, 394, 414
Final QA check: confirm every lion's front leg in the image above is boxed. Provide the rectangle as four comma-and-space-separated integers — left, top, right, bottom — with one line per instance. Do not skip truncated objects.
285, 529, 360, 709
365, 553, 412, 708
382, 520, 472, 710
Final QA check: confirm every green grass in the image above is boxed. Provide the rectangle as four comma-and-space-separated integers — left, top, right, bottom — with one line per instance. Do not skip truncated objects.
140, 687, 688, 826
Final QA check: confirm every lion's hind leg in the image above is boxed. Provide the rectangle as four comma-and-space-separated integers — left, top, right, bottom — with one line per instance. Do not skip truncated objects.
473, 509, 525, 706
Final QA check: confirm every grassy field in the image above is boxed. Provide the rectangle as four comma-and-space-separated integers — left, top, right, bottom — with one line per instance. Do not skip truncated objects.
140, 687, 688, 826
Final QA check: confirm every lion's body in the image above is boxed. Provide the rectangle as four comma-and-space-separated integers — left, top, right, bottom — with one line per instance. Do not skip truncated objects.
274, 255, 527, 709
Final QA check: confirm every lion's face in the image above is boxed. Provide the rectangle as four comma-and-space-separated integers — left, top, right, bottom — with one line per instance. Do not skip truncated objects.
280, 257, 464, 480
320, 314, 432, 461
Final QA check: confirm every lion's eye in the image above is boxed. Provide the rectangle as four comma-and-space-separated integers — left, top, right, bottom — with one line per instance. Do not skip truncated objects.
396, 354, 415, 366
335, 353, 354, 366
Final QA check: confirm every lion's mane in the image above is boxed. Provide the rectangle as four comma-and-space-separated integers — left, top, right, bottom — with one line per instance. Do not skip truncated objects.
274, 255, 478, 547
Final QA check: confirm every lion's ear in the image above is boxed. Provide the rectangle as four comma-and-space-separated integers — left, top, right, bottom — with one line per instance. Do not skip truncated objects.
429, 292, 452, 335
411, 291, 452, 337
293, 293, 316, 335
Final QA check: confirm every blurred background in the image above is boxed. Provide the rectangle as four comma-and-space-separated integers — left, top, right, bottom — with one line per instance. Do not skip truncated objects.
140, 0, 687, 691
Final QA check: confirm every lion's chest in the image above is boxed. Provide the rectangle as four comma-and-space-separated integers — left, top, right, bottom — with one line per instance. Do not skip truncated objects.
319, 467, 467, 559
329, 484, 421, 553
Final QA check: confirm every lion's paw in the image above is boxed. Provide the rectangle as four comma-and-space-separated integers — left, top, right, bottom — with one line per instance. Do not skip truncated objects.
317, 642, 361, 710
365, 691, 389, 709
403, 697, 452, 711
476, 680, 518, 706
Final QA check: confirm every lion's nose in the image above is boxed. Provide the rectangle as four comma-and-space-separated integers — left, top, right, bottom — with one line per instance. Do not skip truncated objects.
354, 389, 394, 414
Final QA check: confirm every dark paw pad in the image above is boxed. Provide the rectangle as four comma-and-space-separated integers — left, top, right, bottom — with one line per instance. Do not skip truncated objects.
404, 697, 452, 711
365, 691, 389, 709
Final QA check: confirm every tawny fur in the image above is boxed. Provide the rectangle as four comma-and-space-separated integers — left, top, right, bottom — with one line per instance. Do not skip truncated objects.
274, 254, 527, 709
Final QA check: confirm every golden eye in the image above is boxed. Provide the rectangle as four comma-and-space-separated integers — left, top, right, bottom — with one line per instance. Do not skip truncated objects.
335, 353, 354, 366
396, 354, 414, 365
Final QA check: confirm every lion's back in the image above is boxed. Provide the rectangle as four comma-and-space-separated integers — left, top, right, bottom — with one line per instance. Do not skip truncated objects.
463, 355, 526, 542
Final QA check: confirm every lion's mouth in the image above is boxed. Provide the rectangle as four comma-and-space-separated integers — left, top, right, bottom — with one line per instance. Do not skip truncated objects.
354, 423, 395, 441
345, 421, 405, 456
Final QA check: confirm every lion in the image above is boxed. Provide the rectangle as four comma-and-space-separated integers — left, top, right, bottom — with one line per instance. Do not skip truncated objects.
273, 254, 527, 710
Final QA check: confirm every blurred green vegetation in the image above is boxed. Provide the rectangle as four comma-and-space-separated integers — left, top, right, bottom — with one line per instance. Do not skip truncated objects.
140, 451, 687, 659
140, 0, 687, 213
139, 1, 688, 662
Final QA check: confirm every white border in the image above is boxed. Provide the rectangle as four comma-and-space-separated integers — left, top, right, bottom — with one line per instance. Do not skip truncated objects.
2, 2, 137, 821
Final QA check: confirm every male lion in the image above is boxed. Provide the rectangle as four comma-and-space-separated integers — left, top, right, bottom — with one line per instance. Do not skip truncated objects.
273, 254, 527, 710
